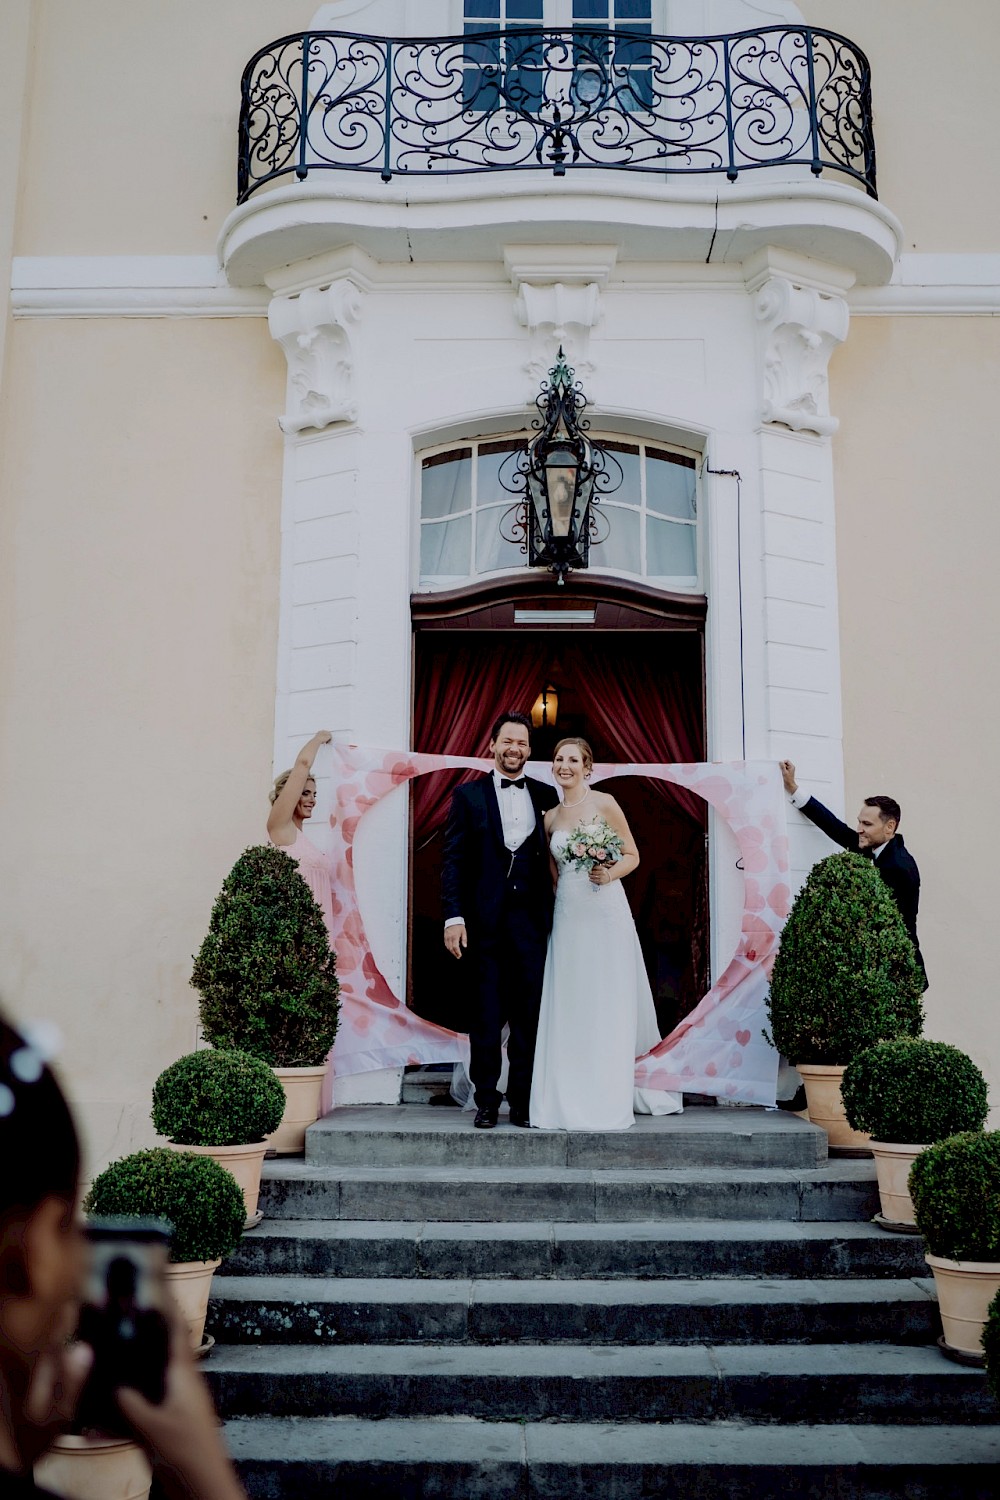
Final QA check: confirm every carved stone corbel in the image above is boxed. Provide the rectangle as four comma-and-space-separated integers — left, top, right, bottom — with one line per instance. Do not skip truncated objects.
515, 281, 603, 379
753, 274, 849, 437
504, 245, 616, 381
268, 279, 362, 434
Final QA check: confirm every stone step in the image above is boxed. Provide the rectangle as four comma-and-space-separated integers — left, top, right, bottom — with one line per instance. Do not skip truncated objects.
306, 1105, 828, 1170
259, 1159, 878, 1223
226, 1417, 1000, 1500
401, 1067, 458, 1105
207, 1274, 940, 1347
205, 1343, 994, 1425
221, 1217, 927, 1281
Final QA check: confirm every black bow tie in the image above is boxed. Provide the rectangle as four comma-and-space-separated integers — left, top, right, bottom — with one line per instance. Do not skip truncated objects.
500, 777, 526, 790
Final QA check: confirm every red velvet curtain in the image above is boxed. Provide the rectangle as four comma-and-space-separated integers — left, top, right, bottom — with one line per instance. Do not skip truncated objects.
412, 636, 552, 841
580, 645, 704, 825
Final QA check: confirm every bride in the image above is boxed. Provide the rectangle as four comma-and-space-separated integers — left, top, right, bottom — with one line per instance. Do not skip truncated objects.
528, 737, 684, 1131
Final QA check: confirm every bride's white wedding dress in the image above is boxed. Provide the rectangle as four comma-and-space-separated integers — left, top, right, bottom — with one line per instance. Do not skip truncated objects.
529, 827, 684, 1131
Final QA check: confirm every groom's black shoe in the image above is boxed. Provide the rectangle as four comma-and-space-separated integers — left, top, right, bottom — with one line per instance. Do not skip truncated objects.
508, 1109, 531, 1128
474, 1106, 498, 1129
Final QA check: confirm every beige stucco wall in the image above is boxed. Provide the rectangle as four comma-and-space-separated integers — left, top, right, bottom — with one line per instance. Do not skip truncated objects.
799, 0, 1000, 253
829, 316, 1000, 1123
0, 316, 285, 1172
14, 0, 307, 257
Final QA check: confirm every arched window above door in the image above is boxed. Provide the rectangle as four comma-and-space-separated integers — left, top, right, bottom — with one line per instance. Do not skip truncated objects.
417, 433, 699, 590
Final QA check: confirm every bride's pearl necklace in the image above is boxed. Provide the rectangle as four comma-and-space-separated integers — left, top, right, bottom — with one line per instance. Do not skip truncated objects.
563, 786, 590, 808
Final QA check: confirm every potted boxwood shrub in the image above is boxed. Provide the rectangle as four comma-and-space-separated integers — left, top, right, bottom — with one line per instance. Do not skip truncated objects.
766, 851, 924, 1150
842, 1039, 989, 1230
909, 1130, 1000, 1362
152, 1049, 286, 1227
983, 1287, 1000, 1403
84, 1148, 245, 1351
191, 845, 340, 1153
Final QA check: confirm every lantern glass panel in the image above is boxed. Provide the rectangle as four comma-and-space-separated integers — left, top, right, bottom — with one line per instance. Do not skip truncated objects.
546, 466, 577, 536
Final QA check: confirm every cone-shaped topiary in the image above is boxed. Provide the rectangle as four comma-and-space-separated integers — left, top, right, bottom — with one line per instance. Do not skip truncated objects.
151, 1049, 286, 1146
84, 1148, 245, 1264
909, 1131, 1000, 1262
766, 851, 924, 1064
191, 845, 340, 1068
842, 1039, 988, 1144
984, 1288, 1000, 1405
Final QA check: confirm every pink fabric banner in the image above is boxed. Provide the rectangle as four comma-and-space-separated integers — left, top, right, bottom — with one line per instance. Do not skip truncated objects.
325, 744, 789, 1106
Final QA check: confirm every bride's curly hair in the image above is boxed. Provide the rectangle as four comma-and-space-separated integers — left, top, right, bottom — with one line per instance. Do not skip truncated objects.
553, 737, 593, 774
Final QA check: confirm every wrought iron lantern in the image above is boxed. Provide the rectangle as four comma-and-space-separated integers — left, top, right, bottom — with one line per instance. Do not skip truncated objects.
500, 350, 621, 585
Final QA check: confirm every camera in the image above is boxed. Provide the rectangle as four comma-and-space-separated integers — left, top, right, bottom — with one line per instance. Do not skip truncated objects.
72, 1218, 171, 1437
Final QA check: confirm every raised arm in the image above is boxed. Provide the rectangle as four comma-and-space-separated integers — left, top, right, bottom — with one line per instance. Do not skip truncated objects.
266, 731, 331, 843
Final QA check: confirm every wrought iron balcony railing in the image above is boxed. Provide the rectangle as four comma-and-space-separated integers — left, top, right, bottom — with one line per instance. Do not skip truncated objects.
238, 26, 876, 205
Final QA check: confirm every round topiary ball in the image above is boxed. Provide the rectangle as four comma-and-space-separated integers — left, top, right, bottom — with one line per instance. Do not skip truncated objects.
84, 1148, 245, 1264
984, 1288, 1000, 1406
842, 1039, 989, 1144
151, 1049, 286, 1147
767, 851, 924, 1064
908, 1131, 1000, 1263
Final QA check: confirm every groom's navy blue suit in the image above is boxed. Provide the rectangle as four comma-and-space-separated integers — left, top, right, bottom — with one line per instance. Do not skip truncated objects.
442, 773, 559, 1114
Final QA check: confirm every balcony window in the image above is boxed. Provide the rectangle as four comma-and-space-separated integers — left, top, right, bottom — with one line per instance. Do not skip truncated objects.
418, 435, 698, 588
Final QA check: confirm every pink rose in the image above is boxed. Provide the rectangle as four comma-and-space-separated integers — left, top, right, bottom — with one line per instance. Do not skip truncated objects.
572, 842, 587, 857
594, 849, 608, 861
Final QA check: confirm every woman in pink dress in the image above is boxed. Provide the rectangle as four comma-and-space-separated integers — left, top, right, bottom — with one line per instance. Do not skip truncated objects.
266, 730, 336, 942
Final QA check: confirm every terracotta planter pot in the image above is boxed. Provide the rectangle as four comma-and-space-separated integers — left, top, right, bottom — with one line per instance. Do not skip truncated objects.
180, 1140, 268, 1227
267, 1065, 325, 1155
796, 1062, 872, 1152
870, 1141, 925, 1227
164, 1258, 221, 1350
35, 1434, 151, 1499
925, 1252, 1000, 1358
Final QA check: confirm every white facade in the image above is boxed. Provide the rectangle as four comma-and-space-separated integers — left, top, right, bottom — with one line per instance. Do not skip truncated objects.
227, 0, 896, 1006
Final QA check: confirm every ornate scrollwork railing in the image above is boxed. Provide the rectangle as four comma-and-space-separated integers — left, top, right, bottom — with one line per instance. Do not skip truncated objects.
238, 26, 875, 204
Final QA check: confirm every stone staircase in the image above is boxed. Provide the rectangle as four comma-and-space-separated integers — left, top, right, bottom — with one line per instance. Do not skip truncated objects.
206, 1105, 1000, 1497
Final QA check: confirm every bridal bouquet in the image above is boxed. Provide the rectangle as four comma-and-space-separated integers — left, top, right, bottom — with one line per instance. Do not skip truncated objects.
561, 818, 625, 890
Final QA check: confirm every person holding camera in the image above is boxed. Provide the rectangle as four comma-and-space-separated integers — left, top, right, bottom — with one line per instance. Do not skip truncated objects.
0, 1011, 247, 1500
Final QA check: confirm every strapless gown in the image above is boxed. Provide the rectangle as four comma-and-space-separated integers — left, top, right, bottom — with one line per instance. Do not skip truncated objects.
529, 828, 684, 1131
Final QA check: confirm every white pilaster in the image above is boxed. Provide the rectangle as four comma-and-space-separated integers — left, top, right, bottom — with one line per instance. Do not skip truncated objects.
746, 249, 852, 885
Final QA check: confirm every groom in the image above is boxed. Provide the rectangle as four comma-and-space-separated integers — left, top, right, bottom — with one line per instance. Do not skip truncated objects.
442, 712, 559, 1129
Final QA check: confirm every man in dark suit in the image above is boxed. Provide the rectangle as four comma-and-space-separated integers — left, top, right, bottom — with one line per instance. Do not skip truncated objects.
780, 760, 927, 989
442, 712, 559, 1129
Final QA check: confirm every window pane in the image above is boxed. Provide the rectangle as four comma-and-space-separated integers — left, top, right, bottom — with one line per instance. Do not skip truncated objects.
507, 0, 543, 17
420, 515, 472, 579
574, 0, 609, 18
476, 443, 523, 508
466, 1, 500, 15
615, 0, 651, 18
646, 450, 696, 520
476, 505, 525, 574
421, 451, 472, 520
647, 516, 696, 577
602, 442, 641, 506
589, 503, 640, 573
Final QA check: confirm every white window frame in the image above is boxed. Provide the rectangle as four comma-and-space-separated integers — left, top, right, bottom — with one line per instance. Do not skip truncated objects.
414, 431, 702, 592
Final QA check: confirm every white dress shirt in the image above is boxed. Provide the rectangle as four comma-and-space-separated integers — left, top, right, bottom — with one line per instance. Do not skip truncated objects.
445, 770, 536, 928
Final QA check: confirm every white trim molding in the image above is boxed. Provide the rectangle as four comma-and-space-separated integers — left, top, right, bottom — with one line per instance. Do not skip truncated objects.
10, 256, 268, 317
849, 254, 1000, 316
